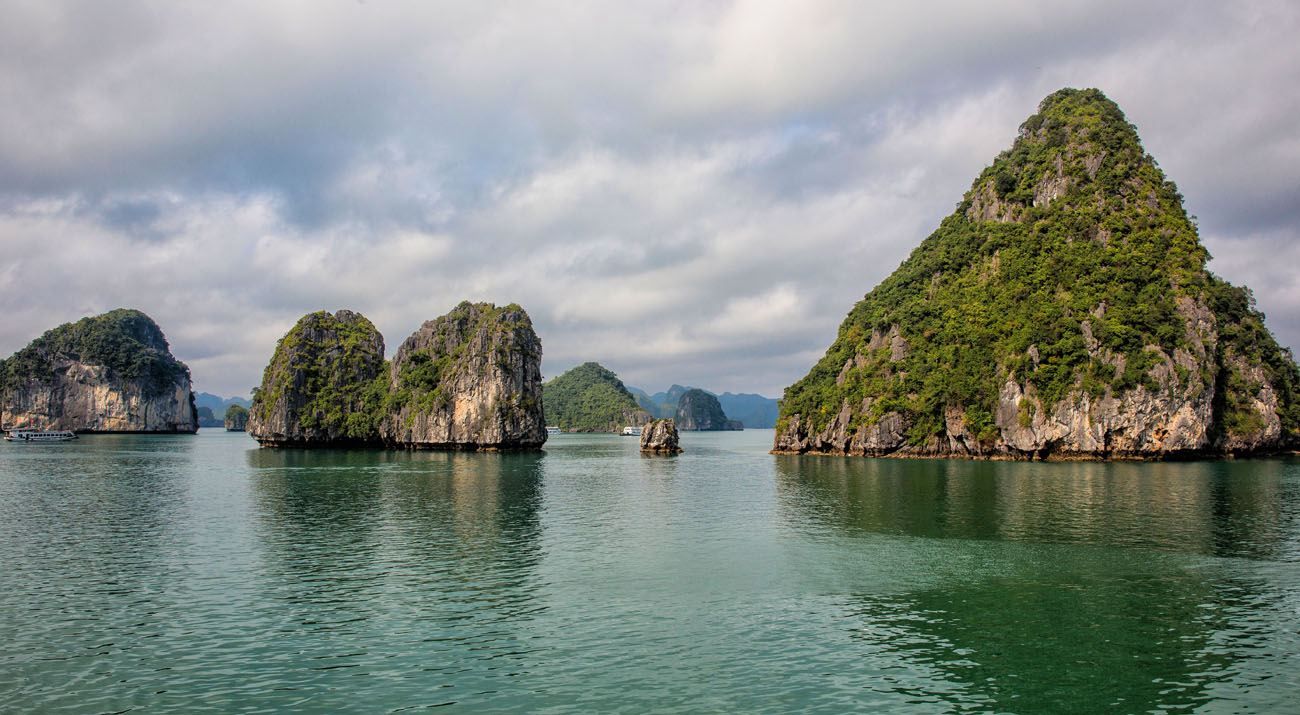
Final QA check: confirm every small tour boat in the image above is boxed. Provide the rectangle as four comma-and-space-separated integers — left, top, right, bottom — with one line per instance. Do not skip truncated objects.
621, 426, 641, 436
546, 426, 562, 434
5, 429, 78, 443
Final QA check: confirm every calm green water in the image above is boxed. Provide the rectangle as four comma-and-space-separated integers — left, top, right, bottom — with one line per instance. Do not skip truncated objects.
2, 430, 1298, 713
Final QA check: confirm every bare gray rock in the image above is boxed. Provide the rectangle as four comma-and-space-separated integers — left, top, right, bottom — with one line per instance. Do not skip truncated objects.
381, 302, 546, 450
640, 418, 682, 454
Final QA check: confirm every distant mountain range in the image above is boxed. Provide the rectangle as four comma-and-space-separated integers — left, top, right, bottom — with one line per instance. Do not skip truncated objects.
194, 392, 250, 428
627, 384, 778, 428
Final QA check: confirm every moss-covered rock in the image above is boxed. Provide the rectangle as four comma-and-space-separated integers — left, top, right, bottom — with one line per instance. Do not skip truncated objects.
248, 310, 387, 446
542, 362, 651, 432
224, 404, 249, 431
248, 302, 546, 450
776, 88, 1300, 459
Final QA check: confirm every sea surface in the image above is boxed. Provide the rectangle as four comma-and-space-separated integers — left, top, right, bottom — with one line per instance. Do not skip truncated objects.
2, 430, 1298, 713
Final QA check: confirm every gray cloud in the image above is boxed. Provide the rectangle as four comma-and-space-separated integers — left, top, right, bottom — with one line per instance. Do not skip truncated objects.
1, 0, 1297, 398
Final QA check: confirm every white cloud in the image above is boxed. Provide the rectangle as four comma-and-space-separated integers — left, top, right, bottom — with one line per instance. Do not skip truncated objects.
1, 1, 1298, 398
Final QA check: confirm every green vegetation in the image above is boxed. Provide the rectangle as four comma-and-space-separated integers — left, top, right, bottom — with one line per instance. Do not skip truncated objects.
542, 362, 649, 432
779, 88, 1300, 446
224, 404, 249, 430
250, 310, 388, 440
0, 309, 190, 398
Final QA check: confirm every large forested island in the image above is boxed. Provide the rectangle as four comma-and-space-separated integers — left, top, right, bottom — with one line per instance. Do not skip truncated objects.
0, 309, 198, 433
248, 302, 546, 450
775, 88, 1300, 459
542, 362, 651, 432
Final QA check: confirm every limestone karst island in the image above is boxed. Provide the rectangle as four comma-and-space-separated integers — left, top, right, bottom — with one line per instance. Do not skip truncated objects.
774, 89, 1299, 460
0, 309, 198, 433
247, 302, 547, 450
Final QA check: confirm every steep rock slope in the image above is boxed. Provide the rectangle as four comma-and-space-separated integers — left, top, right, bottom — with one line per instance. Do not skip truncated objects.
381, 302, 546, 449
776, 88, 1299, 459
0, 309, 198, 432
676, 388, 742, 431
542, 362, 651, 432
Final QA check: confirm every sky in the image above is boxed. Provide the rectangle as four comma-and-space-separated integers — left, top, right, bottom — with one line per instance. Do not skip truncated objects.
1, 1, 1298, 399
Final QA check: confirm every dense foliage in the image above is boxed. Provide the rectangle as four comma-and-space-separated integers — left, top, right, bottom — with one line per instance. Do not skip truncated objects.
0, 309, 191, 398
779, 88, 1300, 445
543, 362, 649, 432
224, 404, 249, 430
250, 310, 388, 441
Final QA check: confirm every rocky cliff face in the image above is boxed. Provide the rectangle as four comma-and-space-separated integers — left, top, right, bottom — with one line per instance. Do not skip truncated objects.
640, 418, 682, 453
248, 310, 387, 446
381, 302, 546, 450
0, 309, 198, 433
676, 388, 742, 431
249, 302, 546, 450
776, 88, 1300, 460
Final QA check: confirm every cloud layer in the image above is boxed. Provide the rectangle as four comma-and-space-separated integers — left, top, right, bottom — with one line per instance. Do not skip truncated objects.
2, 1, 1298, 397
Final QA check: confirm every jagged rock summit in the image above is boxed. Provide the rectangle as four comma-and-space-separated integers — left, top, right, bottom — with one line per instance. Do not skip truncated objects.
776, 88, 1300, 459
640, 418, 683, 454
542, 362, 651, 432
382, 302, 546, 449
249, 302, 546, 450
0, 309, 198, 433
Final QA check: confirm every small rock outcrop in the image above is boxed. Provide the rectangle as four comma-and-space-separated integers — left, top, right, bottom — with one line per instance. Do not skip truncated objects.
0, 309, 198, 433
248, 302, 547, 451
775, 88, 1300, 459
224, 404, 249, 431
381, 302, 546, 450
640, 418, 683, 454
675, 388, 743, 431
247, 310, 387, 447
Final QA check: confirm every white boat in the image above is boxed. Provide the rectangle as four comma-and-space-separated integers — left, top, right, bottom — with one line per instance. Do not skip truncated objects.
5, 429, 78, 443
546, 426, 562, 434
621, 426, 641, 436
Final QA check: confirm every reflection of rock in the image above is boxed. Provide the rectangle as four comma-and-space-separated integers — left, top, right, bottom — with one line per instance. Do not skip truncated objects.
773, 456, 1288, 559
246, 448, 545, 657
841, 572, 1227, 713
640, 418, 682, 454
772, 456, 1285, 711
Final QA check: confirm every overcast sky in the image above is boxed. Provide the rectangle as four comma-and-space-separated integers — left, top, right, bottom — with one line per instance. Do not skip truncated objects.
2, 1, 1298, 398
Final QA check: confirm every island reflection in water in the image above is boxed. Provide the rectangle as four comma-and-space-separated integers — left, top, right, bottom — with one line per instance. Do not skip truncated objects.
774, 454, 1300, 712
245, 447, 547, 709
2, 433, 1297, 713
